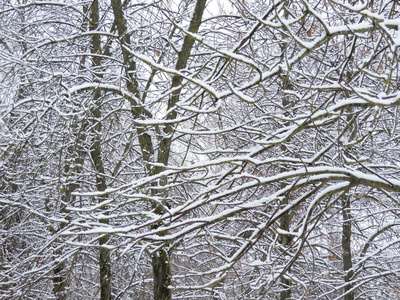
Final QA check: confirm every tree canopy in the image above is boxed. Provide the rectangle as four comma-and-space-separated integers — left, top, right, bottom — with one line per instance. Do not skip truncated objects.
1, 0, 400, 299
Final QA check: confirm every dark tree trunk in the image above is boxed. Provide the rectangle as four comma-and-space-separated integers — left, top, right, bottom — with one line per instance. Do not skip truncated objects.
152, 248, 172, 300
89, 1, 112, 298
109, 0, 207, 298
342, 197, 354, 300
279, 197, 292, 300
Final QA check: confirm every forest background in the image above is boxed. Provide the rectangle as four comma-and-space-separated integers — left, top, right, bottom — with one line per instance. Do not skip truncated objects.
1, 0, 400, 299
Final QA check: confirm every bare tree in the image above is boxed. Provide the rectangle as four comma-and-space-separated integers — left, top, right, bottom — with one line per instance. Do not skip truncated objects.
2, 0, 400, 299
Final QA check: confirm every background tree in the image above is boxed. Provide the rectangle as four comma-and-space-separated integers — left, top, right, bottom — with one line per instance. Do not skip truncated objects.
2, 0, 400, 299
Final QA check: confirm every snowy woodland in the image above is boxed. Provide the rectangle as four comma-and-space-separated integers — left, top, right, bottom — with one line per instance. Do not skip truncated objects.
1, 0, 400, 299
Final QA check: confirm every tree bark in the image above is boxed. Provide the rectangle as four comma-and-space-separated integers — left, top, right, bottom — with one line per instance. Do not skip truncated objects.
89, 1, 112, 299
152, 247, 172, 300
342, 197, 354, 300
279, 197, 292, 300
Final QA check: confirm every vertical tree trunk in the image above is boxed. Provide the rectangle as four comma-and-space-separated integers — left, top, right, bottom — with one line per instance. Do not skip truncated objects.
51, 194, 69, 300
152, 247, 172, 300
91, 94, 112, 300
279, 50, 294, 298
151, 1, 207, 299
279, 197, 292, 300
52, 259, 68, 300
91, 113, 112, 300
89, 1, 112, 298
342, 197, 354, 300
110, 0, 206, 298
53, 145, 86, 299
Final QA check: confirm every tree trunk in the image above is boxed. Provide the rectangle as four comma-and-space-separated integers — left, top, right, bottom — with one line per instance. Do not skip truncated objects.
279, 197, 292, 300
152, 247, 172, 300
109, 0, 207, 298
52, 259, 68, 300
151, 1, 207, 299
342, 197, 354, 300
89, 1, 112, 298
